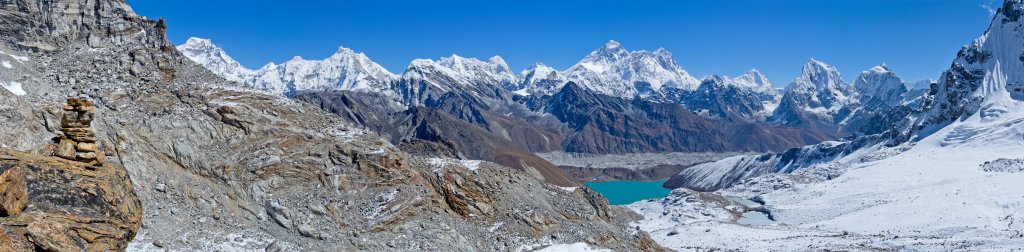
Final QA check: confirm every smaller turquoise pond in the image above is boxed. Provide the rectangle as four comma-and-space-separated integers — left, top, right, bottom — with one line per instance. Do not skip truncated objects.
584, 180, 671, 205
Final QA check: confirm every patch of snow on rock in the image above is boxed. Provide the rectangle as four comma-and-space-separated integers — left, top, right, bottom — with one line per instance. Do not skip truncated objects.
534, 242, 610, 252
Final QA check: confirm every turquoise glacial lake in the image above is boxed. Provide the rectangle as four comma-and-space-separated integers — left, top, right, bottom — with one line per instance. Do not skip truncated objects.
584, 180, 671, 205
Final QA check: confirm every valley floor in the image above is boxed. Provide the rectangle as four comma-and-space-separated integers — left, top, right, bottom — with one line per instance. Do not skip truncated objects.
630, 99, 1024, 251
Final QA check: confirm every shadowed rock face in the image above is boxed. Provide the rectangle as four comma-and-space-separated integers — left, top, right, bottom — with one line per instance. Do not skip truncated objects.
539, 82, 834, 154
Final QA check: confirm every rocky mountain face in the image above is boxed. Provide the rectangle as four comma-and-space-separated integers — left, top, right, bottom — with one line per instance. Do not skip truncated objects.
903, 0, 1024, 138
676, 71, 780, 122
0, 0, 663, 250
535, 82, 831, 154
397, 55, 517, 107
769, 59, 859, 132
292, 90, 577, 186
516, 62, 566, 95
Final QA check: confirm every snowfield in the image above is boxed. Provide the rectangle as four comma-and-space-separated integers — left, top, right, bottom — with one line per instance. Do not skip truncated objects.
630, 61, 1024, 252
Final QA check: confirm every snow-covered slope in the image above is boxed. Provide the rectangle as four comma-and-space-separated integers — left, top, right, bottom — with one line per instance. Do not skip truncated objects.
638, 86, 1024, 250
561, 40, 700, 99
637, 1, 1024, 250
177, 37, 398, 96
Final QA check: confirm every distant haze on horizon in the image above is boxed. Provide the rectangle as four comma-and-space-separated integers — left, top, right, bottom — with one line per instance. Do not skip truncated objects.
128, 0, 995, 86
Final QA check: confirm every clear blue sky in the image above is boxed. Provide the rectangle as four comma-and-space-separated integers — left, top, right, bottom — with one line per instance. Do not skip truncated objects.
127, 0, 997, 85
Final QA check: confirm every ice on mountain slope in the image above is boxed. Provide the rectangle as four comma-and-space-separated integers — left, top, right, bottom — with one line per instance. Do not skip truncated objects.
560, 40, 701, 99
397, 54, 520, 106
177, 37, 398, 96
908, 78, 935, 90
1, 81, 25, 95
638, 1, 1024, 250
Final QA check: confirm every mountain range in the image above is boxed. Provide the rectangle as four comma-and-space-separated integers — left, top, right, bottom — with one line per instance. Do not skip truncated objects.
180, 36, 925, 137
3, 0, 1023, 250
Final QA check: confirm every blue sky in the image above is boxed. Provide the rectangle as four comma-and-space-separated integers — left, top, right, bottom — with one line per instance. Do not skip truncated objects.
128, 0, 996, 85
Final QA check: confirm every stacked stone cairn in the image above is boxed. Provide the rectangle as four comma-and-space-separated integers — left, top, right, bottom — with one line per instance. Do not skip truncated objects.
54, 98, 103, 166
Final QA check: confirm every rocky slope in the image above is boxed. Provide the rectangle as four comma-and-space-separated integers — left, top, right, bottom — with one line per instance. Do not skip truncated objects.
0, 0, 662, 250
293, 90, 577, 187
533, 82, 832, 154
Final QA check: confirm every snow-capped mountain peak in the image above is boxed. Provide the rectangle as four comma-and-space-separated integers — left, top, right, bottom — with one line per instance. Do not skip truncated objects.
563, 40, 700, 98
771, 59, 858, 126
589, 40, 628, 61
176, 38, 398, 96
793, 58, 843, 90
177, 37, 253, 83
729, 69, 773, 90
853, 64, 906, 107
513, 62, 567, 95
402, 54, 519, 93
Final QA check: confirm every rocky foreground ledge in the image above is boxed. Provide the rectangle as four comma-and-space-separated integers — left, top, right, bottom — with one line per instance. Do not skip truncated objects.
0, 99, 141, 251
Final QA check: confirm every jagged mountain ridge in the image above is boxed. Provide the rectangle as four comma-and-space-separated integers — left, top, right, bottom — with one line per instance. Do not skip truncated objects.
674, 70, 780, 122
180, 38, 722, 105
532, 82, 832, 154
177, 38, 399, 96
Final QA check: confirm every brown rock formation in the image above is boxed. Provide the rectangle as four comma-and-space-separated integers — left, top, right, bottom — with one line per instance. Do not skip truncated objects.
0, 99, 141, 251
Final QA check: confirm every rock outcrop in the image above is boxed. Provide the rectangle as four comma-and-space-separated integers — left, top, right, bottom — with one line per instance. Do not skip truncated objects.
0, 99, 142, 251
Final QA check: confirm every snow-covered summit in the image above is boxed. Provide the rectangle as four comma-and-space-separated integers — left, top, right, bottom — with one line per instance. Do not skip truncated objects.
562, 40, 701, 98
728, 69, 773, 90
177, 37, 254, 83
770, 59, 858, 126
516, 62, 566, 95
177, 37, 398, 96
402, 54, 518, 91
852, 64, 906, 107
